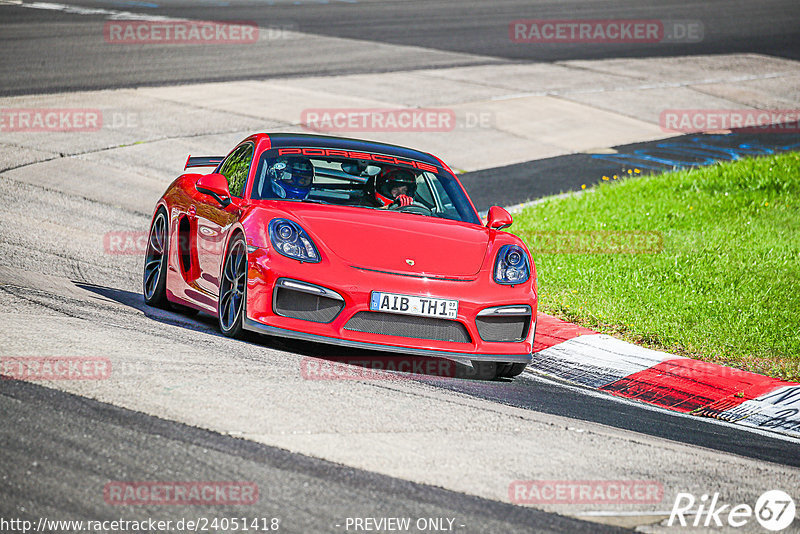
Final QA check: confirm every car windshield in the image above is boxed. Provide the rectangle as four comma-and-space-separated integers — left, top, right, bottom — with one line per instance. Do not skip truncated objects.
250, 149, 480, 224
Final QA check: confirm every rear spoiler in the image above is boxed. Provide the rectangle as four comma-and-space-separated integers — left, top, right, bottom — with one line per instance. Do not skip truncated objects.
184, 155, 224, 171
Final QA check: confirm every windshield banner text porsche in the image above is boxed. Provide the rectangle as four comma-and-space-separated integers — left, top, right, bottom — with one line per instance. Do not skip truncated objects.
276, 148, 441, 173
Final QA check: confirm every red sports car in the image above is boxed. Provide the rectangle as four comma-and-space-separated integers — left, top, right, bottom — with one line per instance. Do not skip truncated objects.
143, 133, 537, 379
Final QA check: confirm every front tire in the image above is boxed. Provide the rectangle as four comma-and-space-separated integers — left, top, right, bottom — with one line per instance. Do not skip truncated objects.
143, 208, 169, 308
218, 233, 247, 338
469, 361, 498, 380
495, 362, 528, 379
469, 361, 527, 380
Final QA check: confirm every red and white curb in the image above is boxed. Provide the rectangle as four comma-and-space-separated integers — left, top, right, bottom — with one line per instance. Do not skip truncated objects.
530, 314, 800, 438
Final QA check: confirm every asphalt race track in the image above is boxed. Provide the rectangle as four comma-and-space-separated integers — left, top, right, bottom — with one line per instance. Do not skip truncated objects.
2, 0, 799, 95
2, 1, 800, 533
2, 379, 617, 534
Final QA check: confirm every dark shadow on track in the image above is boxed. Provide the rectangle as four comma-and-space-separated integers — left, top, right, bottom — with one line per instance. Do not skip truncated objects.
75, 282, 492, 380
0, 379, 623, 534
76, 281, 222, 335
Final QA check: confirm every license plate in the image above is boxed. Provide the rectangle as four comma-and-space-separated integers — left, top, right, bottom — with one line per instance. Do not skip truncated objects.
370, 291, 458, 320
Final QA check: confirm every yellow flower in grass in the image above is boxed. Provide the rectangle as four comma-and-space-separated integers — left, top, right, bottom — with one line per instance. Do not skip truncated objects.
581, 184, 586, 189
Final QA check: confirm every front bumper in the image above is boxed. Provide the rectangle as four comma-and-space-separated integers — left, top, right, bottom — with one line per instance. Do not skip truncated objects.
242, 317, 532, 364
243, 248, 536, 364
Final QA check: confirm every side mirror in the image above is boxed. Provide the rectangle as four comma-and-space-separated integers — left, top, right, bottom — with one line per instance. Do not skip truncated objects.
195, 173, 231, 207
486, 206, 512, 230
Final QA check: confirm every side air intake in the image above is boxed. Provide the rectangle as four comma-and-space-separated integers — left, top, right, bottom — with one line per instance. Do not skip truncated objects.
273, 279, 344, 324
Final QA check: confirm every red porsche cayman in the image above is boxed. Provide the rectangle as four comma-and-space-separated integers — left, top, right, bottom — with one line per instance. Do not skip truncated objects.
143, 133, 537, 379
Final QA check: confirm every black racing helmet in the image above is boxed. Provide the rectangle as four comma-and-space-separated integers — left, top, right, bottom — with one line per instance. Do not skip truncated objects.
376, 168, 417, 202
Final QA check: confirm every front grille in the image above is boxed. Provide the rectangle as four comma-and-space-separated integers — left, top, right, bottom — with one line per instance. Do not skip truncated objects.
273, 287, 344, 323
476, 315, 530, 342
344, 312, 471, 343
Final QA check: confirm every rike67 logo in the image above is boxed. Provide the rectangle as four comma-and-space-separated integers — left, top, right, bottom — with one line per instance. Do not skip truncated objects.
669, 490, 795, 531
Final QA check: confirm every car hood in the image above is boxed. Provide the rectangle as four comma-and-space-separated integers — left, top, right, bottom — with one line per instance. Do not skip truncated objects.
271, 203, 490, 277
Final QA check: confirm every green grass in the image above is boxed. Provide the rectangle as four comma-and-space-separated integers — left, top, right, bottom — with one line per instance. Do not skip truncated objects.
513, 152, 800, 382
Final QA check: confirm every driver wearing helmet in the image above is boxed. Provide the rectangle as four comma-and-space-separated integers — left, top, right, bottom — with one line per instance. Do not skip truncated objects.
374, 168, 416, 207
269, 157, 315, 200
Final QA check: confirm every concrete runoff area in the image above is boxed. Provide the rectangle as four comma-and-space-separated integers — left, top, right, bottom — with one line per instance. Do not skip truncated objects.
1, 54, 798, 179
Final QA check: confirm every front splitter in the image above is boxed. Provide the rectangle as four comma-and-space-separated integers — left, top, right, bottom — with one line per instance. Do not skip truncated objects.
242, 317, 532, 365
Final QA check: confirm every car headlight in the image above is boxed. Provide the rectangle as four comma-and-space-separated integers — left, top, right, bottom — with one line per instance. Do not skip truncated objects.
494, 244, 530, 285
268, 219, 320, 263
